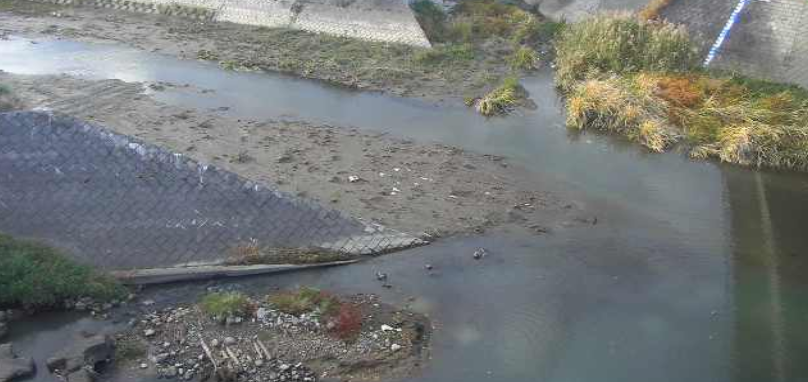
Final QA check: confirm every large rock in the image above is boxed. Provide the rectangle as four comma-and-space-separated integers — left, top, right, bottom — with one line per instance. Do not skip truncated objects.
46, 334, 115, 374
0, 344, 35, 382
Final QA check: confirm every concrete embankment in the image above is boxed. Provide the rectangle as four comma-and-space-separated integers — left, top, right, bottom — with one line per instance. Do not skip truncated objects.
664, 0, 808, 88
24, 0, 431, 47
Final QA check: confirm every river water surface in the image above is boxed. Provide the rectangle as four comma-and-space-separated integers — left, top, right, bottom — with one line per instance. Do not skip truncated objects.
1, 36, 807, 382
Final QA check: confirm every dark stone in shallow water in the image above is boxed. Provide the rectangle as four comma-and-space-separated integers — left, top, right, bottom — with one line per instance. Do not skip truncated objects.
0, 344, 35, 382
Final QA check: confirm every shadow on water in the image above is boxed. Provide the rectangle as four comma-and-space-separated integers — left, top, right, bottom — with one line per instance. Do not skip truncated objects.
1, 36, 808, 382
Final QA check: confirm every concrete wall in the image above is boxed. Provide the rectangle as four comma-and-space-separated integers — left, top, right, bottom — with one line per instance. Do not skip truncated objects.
664, 0, 808, 88
29, 0, 431, 47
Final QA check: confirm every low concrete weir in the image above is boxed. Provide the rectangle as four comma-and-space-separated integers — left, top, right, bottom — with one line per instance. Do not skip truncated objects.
24, 0, 432, 47
0, 111, 423, 270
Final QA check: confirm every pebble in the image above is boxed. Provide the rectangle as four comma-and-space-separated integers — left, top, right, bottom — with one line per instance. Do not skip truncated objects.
210, 338, 220, 348
140, 363, 148, 369
223, 337, 237, 346
144, 329, 156, 337
473, 247, 487, 260
391, 344, 402, 352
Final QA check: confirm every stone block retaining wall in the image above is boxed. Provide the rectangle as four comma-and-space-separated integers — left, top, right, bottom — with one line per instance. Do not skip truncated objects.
27, 0, 431, 47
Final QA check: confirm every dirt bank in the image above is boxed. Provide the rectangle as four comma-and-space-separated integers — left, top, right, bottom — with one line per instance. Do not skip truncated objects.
0, 72, 586, 237
0, 0, 515, 103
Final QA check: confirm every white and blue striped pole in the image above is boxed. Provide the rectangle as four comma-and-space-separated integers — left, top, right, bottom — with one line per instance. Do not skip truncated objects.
704, 0, 752, 66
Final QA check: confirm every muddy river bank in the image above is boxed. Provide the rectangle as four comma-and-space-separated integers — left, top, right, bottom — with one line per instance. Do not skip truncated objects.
1, 23, 808, 382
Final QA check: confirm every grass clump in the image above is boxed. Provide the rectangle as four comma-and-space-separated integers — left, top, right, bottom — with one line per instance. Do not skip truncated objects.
267, 287, 339, 317
555, 13, 698, 90
507, 46, 539, 71
474, 76, 524, 116
554, 13, 808, 170
268, 287, 363, 341
0, 233, 126, 310
226, 241, 355, 265
0, 84, 22, 112
200, 292, 252, 318
567, 72, 808, 170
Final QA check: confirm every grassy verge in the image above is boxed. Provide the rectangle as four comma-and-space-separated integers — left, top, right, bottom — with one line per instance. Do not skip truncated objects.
557, 13, 808, 171
0, 233, 126, 310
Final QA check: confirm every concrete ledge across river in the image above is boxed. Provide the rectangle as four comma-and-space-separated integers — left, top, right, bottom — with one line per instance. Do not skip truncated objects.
0, 111, 424, 270
24, 0, 432, 47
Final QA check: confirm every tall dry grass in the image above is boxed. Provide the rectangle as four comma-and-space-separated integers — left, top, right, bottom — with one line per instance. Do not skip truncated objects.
555, 13, 698, 90
567, 72, 808, 170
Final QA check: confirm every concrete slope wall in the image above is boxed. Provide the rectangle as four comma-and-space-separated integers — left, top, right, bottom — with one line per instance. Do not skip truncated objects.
664, 0, 808, 88
29, 0, 431, 47
0, 111, 423, 270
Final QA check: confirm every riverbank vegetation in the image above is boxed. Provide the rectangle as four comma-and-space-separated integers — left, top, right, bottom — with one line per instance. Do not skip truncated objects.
412, 0, 564, 115
0, 233, 126, 310
267, 287, 363, 341
557, 13, 808, 171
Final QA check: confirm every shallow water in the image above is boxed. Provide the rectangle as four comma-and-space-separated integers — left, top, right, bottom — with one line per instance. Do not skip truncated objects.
1, 36, 807, 382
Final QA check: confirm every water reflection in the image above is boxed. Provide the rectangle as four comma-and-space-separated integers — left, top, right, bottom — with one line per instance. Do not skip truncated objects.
723, 168, 808, 382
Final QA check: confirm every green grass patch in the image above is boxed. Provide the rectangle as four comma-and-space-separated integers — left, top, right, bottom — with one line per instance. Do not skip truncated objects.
200, 292, 252, 318
267, 287, 363, 341
267, 287, 340, 318
0, 233, 126, 310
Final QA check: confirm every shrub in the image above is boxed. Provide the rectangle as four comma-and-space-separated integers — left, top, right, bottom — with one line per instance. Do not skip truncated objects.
331, 303, 363, 341
555, 13, 698, 90
200, 292, 251, 318
0, 234, 126, 309
507, 46, 539, 71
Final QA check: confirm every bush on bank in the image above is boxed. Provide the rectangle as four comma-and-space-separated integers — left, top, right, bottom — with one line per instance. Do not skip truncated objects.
558, 13, 808, 171
0, 233, 127, 310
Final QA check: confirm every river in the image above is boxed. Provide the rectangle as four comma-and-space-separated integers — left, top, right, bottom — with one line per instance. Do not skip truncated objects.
1, 35, 807, 382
